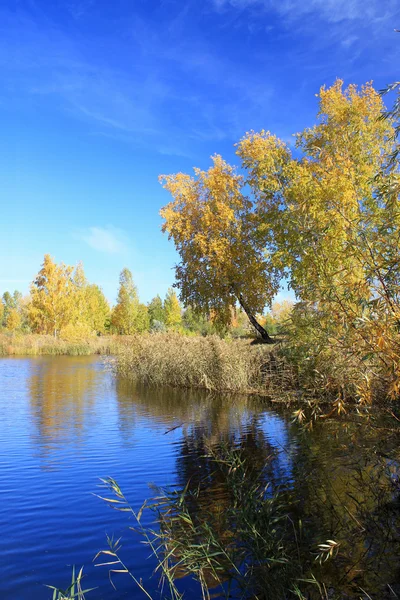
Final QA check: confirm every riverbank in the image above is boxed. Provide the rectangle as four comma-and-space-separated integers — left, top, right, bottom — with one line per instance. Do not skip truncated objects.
0, 333, 117, 356
113, 332, 400, 407
3, 331, 397, 407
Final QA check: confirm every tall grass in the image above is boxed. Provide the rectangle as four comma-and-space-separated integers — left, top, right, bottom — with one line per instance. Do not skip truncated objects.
112, 333, 297, 397
0, 333, 118, 356
46, 566, 95, 600
93, 434, 400, 600
95, 451, 307, 600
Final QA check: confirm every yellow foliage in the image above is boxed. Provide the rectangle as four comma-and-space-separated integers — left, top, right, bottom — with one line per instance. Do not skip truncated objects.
160, 80, 400, 400
160, 155, 280, 331
60, 321, 95, 342
29, 254, 75, 337
29, 255, 110, 338
164, 288, 182, 329
5, 308, 21, 331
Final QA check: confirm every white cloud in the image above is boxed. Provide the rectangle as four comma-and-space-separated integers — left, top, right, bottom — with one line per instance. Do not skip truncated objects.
79, 226, 128, 254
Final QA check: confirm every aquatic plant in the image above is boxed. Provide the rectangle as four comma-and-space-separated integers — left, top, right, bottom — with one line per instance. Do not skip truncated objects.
46, 566, 95, 600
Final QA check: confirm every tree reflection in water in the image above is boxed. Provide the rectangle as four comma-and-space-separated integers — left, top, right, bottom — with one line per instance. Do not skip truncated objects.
113, 383, 400, 599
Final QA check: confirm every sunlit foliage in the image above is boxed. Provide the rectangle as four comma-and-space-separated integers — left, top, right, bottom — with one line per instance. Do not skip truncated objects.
164, 287, 182, 329
111, 268, 149, 334
29, 254, 75, 337
160, 80, 400, 401
28, 254, 110, 338
148, 294, 165, 326
160, 155, 279, 340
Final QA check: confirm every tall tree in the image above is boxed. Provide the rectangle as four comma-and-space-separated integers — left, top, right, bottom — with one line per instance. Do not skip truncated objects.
237, 80, 394, 308
160, 81, 396, 347
2, 291, 19, 325
5, 308, 21, 331
84, 284, 111, 334
71, 261, 88, 325
29, 254, 75, 337
164, 288, 182, 329
148, 295, 165, 325
2, 291, 28, 331
69, 262, 110, 334
136, 303, 150, 333
160, 156, 278, 341
111, 268, 141, 334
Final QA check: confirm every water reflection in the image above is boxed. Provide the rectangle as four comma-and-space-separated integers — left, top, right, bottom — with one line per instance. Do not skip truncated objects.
28, 356, 105, 466
17, 357, 399, 598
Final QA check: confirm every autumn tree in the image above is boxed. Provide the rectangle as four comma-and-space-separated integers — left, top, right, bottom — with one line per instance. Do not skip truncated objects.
2, 291, 19, 323
160, 80, 399, 357
164, 288, 182, 329
160, 156, 279, 341
84, 284, 110, 334
135, 303, 151, 333
237, 80, 400, 399
5, 308, 21, 331
29, 254, 75, 337
237, 81, 394, 309
111, 268, 146, 334
182, 306, 219, 335
71, 261, 88, 324
148, 295, 165, 326
1, 290, 27, 331
67, 262, 110, 335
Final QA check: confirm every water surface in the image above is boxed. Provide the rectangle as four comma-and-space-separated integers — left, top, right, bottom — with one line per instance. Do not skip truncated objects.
0, 356, 398, 599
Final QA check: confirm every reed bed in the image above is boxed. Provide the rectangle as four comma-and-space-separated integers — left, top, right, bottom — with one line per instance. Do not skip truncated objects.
0, 333, 118, 356
113, 333, 297, 397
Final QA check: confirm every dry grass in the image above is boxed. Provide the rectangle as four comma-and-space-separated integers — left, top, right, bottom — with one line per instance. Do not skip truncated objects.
113, 333, 297, 397
0, 333, 118, 356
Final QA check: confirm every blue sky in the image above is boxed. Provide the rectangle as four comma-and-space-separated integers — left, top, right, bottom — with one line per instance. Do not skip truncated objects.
2, 0, 399, 305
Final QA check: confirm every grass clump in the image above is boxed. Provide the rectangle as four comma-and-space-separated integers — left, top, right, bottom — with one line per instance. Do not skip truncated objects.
47, 566, 95, 599
94, 452, 305, 600
112, 333, 295, 397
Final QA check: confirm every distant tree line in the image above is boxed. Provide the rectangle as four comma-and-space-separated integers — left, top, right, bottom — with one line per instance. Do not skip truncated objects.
0, 254, 289, 339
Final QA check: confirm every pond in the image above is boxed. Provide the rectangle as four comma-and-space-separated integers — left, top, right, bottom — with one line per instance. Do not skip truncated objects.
0, 356, 398, 599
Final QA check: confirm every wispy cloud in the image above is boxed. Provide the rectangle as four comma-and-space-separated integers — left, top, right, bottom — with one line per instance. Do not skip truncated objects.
1, 0, 398, 159
0, 3, 276, 150
212, 0, 398, 23
78, 226, 128, 254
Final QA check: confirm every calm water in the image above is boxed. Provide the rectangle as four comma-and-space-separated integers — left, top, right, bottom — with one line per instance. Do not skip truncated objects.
0, 356, 398, 599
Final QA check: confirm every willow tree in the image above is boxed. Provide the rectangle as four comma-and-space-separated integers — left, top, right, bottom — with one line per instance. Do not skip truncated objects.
160, 156, 280, 341
238, 81, 400, 399
238, 81, 394, 309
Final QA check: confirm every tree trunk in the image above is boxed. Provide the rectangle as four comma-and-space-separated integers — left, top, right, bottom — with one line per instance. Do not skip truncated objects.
237, 293, 274, 343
